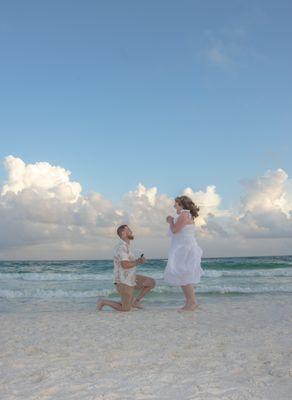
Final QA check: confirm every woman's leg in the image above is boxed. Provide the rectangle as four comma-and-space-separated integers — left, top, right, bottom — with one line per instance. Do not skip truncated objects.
180, 284, 198, 311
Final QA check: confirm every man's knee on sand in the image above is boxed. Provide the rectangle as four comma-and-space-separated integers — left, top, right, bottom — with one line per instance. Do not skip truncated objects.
121, 294, 133, 311
121, 304, 132, 312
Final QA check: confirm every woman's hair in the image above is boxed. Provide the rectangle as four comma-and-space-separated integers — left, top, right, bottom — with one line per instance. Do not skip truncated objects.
175, 195, 200, 219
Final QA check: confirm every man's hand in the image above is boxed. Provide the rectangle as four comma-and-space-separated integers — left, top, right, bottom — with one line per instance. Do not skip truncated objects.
136, 256, 146, 265
166, 216, 174, 224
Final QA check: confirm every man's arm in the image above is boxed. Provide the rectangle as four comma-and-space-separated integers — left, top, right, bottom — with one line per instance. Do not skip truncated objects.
121, 257, 145, 269
121, 260, 137, 269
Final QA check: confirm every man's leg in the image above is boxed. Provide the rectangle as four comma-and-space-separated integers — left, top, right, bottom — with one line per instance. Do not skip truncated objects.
117, 283, 134, 311
133, 275, 155, 307
96, 299, 123, 311
97, 283, 134, 312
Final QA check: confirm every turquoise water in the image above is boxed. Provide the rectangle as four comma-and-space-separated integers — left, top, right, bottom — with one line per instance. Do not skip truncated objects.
1, 256, 292, 312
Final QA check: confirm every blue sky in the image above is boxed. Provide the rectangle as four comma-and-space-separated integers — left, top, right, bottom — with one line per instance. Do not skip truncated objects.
1, 0, 291, 207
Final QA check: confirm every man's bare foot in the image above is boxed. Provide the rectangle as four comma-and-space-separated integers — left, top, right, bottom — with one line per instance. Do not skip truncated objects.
178, 303, 198, 312
132, 299, 143, 309
96, 299, 104, 311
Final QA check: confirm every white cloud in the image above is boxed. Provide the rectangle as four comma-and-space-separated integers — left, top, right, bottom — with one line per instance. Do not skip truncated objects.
121, 183, 173, 236
183, 185, 230, 227
206, 47, 231, 69
2, 155, 82, 202
232, 169, 292, 238
1, 156, 292, 259
203, 25, 263, 71
0, 156, 124, 257
239, 169, 288, 213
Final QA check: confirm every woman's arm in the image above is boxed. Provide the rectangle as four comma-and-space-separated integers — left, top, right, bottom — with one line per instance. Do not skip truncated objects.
168, 212, 189, 234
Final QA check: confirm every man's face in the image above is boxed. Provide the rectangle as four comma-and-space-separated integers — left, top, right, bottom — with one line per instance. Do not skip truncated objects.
122, 226, 134, 240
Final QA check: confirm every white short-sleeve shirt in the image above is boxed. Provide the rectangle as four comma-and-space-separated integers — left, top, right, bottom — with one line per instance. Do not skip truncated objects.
113, 239, 136, 287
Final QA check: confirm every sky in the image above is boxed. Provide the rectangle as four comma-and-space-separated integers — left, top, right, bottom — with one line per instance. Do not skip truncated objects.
0, 1, 292, 259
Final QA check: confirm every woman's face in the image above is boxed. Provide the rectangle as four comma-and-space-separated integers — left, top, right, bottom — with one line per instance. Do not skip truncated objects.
174, 201, 183, 214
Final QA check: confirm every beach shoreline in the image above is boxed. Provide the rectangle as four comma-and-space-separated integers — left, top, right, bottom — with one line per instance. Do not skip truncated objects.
1, 294, 291, 400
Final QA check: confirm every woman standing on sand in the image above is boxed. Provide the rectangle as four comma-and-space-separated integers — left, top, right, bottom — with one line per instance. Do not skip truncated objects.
164, 195, 204, 311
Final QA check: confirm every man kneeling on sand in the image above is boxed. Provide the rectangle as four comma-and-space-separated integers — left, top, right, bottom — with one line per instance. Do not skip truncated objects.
97, 225, 155, 311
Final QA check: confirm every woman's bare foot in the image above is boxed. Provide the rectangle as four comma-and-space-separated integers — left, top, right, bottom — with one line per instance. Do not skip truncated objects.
96, 299, 104, 311
178, 303, 198, 312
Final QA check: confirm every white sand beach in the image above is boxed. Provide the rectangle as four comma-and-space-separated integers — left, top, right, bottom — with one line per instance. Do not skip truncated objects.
1, 295, 291, 400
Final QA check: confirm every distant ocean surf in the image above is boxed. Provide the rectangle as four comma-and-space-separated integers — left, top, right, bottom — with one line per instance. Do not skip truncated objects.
1, 256, 292, 311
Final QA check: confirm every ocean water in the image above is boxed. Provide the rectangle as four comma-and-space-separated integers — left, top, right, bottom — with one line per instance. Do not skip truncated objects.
1, 256, 292, 312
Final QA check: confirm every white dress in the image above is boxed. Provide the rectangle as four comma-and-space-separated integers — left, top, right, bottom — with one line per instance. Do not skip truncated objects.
164, 210, 204, 286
